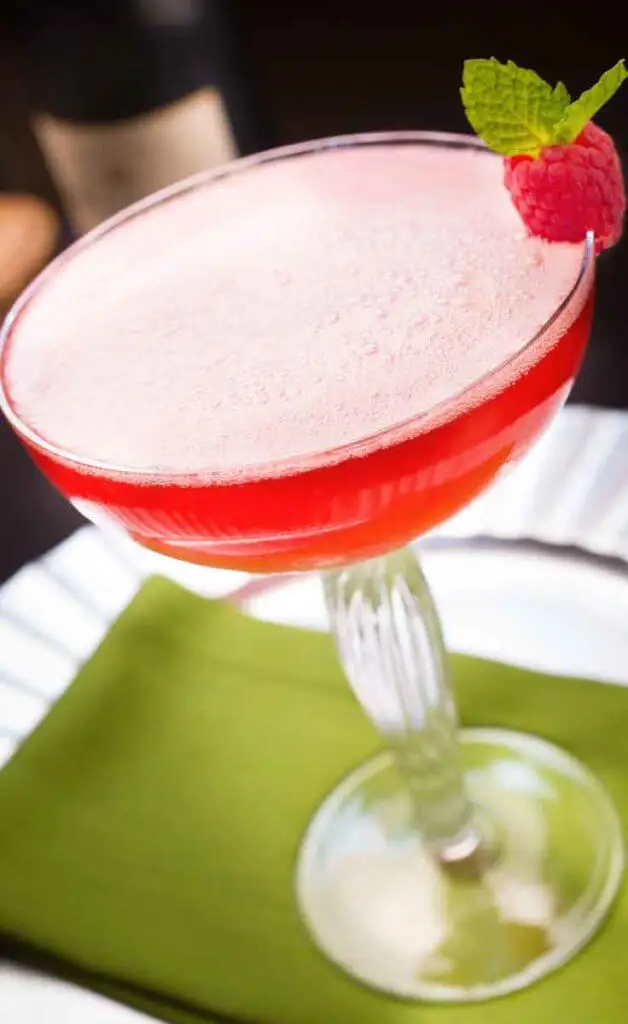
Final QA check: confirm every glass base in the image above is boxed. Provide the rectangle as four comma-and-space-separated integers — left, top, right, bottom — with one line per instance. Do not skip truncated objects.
296, 729, 623, 1003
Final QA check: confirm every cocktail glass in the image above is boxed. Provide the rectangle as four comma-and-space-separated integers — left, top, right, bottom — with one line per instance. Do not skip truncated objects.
0, 132, 622, 1002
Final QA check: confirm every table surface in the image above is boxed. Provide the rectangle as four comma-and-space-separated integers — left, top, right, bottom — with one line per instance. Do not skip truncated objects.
3, 404, 628, 1021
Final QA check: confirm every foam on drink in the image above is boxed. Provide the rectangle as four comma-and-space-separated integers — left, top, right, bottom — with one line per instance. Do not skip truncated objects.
3, 143, 585, 478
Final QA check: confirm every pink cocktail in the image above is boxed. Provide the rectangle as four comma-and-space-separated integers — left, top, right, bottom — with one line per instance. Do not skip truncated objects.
0, 133, 620, 1002
2, 137, 592, 571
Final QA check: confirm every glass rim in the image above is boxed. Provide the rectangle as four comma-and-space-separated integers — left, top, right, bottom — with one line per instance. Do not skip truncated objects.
0, 129, 595, 484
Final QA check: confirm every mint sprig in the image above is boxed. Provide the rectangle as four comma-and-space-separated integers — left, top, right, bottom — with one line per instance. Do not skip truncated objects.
554, 60, 628, 142
461, 57, 626, 157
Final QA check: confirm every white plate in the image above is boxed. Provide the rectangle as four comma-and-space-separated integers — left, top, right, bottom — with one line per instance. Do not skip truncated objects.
3, 540, 628, 1023
237, 539, 628, 686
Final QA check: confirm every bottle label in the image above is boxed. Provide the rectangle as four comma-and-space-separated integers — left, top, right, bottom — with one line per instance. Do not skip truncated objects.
32, 88, 237, 234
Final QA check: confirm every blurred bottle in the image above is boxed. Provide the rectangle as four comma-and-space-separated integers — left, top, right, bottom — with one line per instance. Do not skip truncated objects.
11, 0, 272, 234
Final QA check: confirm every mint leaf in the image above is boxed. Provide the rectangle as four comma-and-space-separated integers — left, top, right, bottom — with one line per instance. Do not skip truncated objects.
461, 58, 570, 156
553, 80, 570, 108
554, 59, 627, 143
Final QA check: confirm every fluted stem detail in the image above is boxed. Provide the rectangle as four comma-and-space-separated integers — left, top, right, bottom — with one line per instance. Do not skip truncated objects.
324, 545, 478, 858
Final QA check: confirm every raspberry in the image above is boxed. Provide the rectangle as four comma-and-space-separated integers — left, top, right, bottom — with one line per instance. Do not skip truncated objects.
504, 122, 625, 251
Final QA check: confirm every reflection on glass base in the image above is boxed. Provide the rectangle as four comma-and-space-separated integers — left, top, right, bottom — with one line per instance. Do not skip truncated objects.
297, 729, 623, 1003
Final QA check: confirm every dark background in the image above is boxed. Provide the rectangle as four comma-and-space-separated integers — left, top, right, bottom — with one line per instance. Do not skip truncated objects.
1, 0, 627, 582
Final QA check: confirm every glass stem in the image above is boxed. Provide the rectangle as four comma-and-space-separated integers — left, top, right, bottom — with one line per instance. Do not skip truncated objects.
324, 544, 479, 863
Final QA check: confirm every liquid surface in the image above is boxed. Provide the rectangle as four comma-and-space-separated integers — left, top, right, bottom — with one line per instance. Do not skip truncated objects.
4, 143, 584, 478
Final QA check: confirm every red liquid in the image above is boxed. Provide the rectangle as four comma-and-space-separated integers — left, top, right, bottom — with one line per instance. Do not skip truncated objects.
9, 287, 592, 572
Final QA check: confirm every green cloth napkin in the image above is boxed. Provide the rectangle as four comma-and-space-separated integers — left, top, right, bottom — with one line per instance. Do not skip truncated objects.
0, 576, 627, 1024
